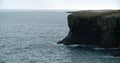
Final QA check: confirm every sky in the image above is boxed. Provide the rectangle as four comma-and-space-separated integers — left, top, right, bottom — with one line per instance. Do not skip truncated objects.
0, 0, 120, 10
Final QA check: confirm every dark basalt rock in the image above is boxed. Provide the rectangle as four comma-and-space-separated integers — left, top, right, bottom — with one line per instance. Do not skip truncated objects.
58, 10, 120, 48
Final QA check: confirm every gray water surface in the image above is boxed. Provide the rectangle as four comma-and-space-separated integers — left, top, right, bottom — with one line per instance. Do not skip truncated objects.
0, 11, 120, 63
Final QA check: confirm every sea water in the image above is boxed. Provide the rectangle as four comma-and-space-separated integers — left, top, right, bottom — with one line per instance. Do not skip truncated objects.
0, 10, 120, 63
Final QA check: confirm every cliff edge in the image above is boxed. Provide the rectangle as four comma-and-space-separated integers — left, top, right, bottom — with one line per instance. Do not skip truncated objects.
58, 10, 120, 48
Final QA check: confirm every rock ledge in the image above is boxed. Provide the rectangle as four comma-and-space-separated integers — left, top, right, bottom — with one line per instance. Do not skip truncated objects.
58, 10, 120, 48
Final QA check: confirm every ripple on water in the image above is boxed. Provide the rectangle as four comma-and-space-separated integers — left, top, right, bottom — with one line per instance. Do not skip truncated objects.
0, 11, 120, 63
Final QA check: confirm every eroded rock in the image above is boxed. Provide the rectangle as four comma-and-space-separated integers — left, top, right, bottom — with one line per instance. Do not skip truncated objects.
58, 10, 120, 48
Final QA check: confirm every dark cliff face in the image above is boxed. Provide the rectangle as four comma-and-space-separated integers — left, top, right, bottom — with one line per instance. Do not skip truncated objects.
58, 10, 120, 48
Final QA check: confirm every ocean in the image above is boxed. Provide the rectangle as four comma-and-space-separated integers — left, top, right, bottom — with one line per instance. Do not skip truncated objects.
0, 10, 120, 63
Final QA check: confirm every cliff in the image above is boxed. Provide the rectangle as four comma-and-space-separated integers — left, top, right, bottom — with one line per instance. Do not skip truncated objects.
58, 10, 120, 48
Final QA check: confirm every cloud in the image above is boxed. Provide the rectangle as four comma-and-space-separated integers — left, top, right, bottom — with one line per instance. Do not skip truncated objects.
0, 0, 120, 10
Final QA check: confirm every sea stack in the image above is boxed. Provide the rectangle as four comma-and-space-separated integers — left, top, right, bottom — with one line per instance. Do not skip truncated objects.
58, 10, 120, 48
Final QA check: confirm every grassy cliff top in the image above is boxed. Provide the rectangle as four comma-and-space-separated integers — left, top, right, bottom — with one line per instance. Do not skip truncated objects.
70, 10, 120, 18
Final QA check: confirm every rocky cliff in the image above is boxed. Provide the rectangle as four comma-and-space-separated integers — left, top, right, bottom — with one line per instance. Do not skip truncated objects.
58, 10, 120, 48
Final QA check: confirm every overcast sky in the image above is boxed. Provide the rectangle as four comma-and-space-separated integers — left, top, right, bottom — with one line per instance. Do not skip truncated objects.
0, 0, 120, 10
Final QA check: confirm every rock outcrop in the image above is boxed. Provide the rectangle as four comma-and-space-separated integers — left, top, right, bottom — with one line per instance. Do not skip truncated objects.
58, 10, 120, 48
